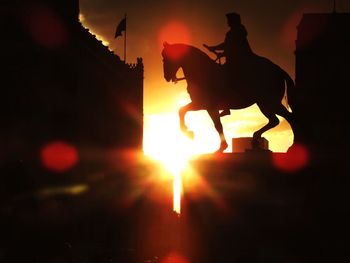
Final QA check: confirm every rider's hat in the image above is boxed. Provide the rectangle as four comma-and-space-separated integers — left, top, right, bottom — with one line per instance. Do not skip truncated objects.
226, 12, 241, 25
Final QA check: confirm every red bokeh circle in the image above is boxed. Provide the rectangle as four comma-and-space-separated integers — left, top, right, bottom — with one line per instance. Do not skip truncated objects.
272, 144, 309, 173
158, 21, 191, 59
161, 252, 189, 263
41, 141, 78, 172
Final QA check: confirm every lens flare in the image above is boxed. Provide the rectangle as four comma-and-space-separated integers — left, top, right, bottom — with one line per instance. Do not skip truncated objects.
144, 113, 198, 214
41, 141, 78, 172
161, 252, 189, 263
24, 5, 68, 49
158, 21, 191, 59
158, 21, 191, 45
173, 171, 182, 214
272, 143, 309, 172
144, 131, 193, 214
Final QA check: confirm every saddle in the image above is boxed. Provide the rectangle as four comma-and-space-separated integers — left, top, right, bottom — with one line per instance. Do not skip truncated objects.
219, 54, 273, 95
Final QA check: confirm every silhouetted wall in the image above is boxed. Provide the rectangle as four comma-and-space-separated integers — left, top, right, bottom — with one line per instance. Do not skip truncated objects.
293, 12, 350, 154
1, 0, 143, 166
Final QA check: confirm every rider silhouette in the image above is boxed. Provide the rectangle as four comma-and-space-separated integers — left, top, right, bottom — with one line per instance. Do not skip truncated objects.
205, 12, 254, 117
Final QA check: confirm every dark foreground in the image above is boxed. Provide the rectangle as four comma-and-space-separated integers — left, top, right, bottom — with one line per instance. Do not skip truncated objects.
0, 151, 348, 263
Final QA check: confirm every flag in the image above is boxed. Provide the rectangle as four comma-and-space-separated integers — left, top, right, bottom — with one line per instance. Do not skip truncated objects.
114, 17, 126, 38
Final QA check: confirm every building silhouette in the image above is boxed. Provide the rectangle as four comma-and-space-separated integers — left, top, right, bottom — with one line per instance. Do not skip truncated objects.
293, 12, 350, 154
1, 2, 144, 259
1, 0, 143, 167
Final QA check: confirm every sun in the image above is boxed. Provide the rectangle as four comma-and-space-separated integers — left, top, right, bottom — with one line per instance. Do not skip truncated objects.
143, 97, 220, 214
143, 113, 195, 214
144, 115, 192, 168
143, 109, 228, 214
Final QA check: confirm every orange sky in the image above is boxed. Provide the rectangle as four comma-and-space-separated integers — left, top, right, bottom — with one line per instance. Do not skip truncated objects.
79, 0, 350, 153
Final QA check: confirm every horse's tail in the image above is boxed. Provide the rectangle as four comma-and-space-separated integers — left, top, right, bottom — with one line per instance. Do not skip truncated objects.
278, 66, 295, 111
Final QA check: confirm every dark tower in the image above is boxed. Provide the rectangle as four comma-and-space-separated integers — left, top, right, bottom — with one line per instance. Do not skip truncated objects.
293, 12, 350, 154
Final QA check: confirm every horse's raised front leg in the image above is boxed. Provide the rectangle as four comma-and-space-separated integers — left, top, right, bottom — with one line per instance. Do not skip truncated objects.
207, 109, 228, 153
179, 102, 195, 139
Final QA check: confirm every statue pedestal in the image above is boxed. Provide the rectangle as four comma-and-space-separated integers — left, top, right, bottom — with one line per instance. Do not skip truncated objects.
232, 137, 269, 153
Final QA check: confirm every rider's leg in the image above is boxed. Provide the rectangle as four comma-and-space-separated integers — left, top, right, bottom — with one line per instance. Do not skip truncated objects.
219, 61, 237, 118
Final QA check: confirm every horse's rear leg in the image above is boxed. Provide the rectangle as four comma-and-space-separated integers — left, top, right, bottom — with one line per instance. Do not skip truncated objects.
253, 105, 280, 149
208, 110, 228, 153
276, 104, 296, 145
179, 102, 195, 139
276, 104, 294, 131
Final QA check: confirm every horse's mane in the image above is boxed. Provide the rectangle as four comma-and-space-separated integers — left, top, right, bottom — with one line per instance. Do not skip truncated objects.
184, 44, 213, 62
165, 43, 215, 65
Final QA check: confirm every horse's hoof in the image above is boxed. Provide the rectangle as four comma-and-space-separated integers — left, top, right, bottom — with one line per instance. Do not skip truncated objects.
215, 141, 228, 153
214, 147, 225, 154
252, 137, 261, 149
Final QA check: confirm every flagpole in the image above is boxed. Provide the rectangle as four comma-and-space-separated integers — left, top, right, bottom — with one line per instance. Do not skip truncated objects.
124, 13, 127, 63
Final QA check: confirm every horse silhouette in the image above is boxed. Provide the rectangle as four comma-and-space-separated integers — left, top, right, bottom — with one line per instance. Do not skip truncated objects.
161, 42, 295, 152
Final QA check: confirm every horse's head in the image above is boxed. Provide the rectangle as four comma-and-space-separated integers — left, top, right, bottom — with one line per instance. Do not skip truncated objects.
161, 42, 189, 82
